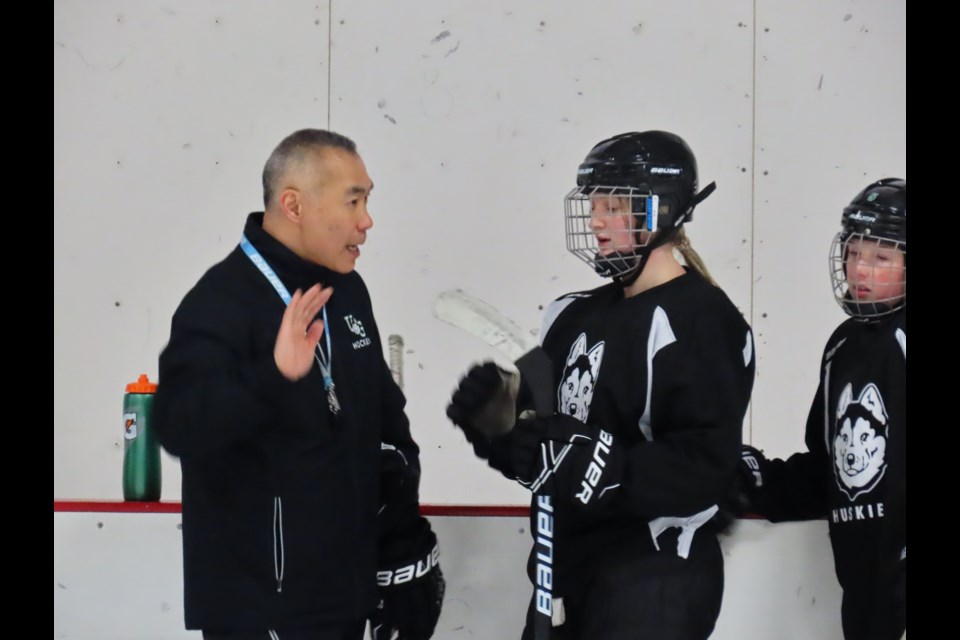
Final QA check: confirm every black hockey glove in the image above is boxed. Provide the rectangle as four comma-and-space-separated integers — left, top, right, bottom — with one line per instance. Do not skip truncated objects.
447, 360, 532, 439
465, 411, 627, 510
448, 348, 557, 479
740, 445, 766, 488
514, 414, 625, 510
446, 360, 519, 478
446, 347, 554, 439
732, 444, 768, 516
372, 522, 445, 640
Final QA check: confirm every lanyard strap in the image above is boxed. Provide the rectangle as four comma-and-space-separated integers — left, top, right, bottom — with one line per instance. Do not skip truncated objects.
240, 234, 334, 387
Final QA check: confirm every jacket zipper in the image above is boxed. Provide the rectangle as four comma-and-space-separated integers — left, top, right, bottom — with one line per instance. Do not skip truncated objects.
273, 496, 285, 593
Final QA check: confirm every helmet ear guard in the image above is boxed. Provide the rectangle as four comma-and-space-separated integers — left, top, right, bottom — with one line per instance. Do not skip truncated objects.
627, 192, 658, 231
650, 180, 717, 232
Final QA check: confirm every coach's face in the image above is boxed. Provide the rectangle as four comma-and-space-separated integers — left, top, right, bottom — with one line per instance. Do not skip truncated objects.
284, 147, 375, 273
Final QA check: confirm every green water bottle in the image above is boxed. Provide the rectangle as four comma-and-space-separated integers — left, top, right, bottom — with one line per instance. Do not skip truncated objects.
122, 374, 161, 501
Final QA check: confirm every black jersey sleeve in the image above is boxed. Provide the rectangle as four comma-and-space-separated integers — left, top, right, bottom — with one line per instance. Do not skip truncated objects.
743, 335, 838, 522
744, 403, 832, 521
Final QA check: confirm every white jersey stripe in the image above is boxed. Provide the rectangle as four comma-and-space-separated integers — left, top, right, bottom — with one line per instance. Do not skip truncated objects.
638, 306, 677, 441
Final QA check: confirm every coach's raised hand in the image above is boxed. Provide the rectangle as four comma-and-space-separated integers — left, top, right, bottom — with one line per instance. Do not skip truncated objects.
273, 284, 333, 381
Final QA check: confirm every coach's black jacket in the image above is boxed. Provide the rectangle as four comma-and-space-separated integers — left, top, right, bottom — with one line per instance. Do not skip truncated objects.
155, 213, 423, 631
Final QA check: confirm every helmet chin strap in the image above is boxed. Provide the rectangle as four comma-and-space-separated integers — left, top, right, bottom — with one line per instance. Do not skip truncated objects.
613, 247, 653, 287
592, 250, 642, 279
841, 292, 905, 323
612, 181, 717, 288
614, 227, 675, 288
691, 182, 717, 209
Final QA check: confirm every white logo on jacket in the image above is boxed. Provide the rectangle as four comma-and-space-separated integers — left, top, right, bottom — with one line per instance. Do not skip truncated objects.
833, 382, 888, 500
344, 315, 366, 338
558, 333, 604, 421
344, 314, 372, 350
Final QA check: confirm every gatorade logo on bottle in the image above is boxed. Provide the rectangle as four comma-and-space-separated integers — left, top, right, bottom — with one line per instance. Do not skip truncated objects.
123, 412, 138, 439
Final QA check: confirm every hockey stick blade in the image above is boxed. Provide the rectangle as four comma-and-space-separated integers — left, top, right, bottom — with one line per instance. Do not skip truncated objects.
433, 289, 538, 362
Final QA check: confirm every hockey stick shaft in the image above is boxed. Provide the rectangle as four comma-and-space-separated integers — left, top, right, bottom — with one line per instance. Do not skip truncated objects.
433, 289, 554, 638
387, 334, 404, 390
519, 349, 556, 640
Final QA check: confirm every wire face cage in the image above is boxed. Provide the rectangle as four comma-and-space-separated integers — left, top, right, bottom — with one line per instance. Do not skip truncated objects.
829, 231, 906, 320
564, 185, 660, 277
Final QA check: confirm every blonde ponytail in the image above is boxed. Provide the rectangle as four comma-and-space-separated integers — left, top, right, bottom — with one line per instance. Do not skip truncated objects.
673, 227, 718, 287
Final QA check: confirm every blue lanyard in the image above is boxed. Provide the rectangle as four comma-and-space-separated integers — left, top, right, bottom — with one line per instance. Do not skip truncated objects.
240, 234, 334, 389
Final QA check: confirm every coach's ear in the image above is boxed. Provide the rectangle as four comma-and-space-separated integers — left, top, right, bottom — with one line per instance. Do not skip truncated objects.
278, 187, 304, 224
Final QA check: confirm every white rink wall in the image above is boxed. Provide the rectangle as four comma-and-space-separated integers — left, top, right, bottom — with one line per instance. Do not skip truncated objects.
55, 511, 843, 640
55, 1, 904, 638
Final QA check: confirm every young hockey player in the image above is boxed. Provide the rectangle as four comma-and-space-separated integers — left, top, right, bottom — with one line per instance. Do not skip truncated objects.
448, 131, 756, 639
739, 178, 906, 640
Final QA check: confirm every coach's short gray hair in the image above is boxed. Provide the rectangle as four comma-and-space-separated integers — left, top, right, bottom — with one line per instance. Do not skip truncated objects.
262, 129, 357, 209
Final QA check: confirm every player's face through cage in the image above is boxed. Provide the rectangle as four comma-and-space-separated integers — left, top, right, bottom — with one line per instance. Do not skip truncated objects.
564, 186, 659, 274
830, 232, 906, 319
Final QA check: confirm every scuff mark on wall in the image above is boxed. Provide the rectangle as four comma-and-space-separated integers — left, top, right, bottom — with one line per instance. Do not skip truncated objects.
73, 48, 126, 70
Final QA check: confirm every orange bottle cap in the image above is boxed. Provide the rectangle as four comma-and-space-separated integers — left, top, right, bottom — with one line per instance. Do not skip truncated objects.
126, 374, 158, 393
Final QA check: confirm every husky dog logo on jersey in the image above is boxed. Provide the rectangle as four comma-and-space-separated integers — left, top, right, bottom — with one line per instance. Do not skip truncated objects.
833, 382, 888, 500
559, 333, 605, 421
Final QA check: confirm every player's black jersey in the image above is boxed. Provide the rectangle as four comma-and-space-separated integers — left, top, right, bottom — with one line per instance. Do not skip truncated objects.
536, 269, 755, 594
751, 307, 905, 640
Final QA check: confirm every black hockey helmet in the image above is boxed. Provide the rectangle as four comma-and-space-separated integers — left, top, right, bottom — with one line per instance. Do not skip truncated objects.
575, 131, 705, 227
840, 178, 906, 246
564, 131, 716, 283
829, 178, 906, 320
